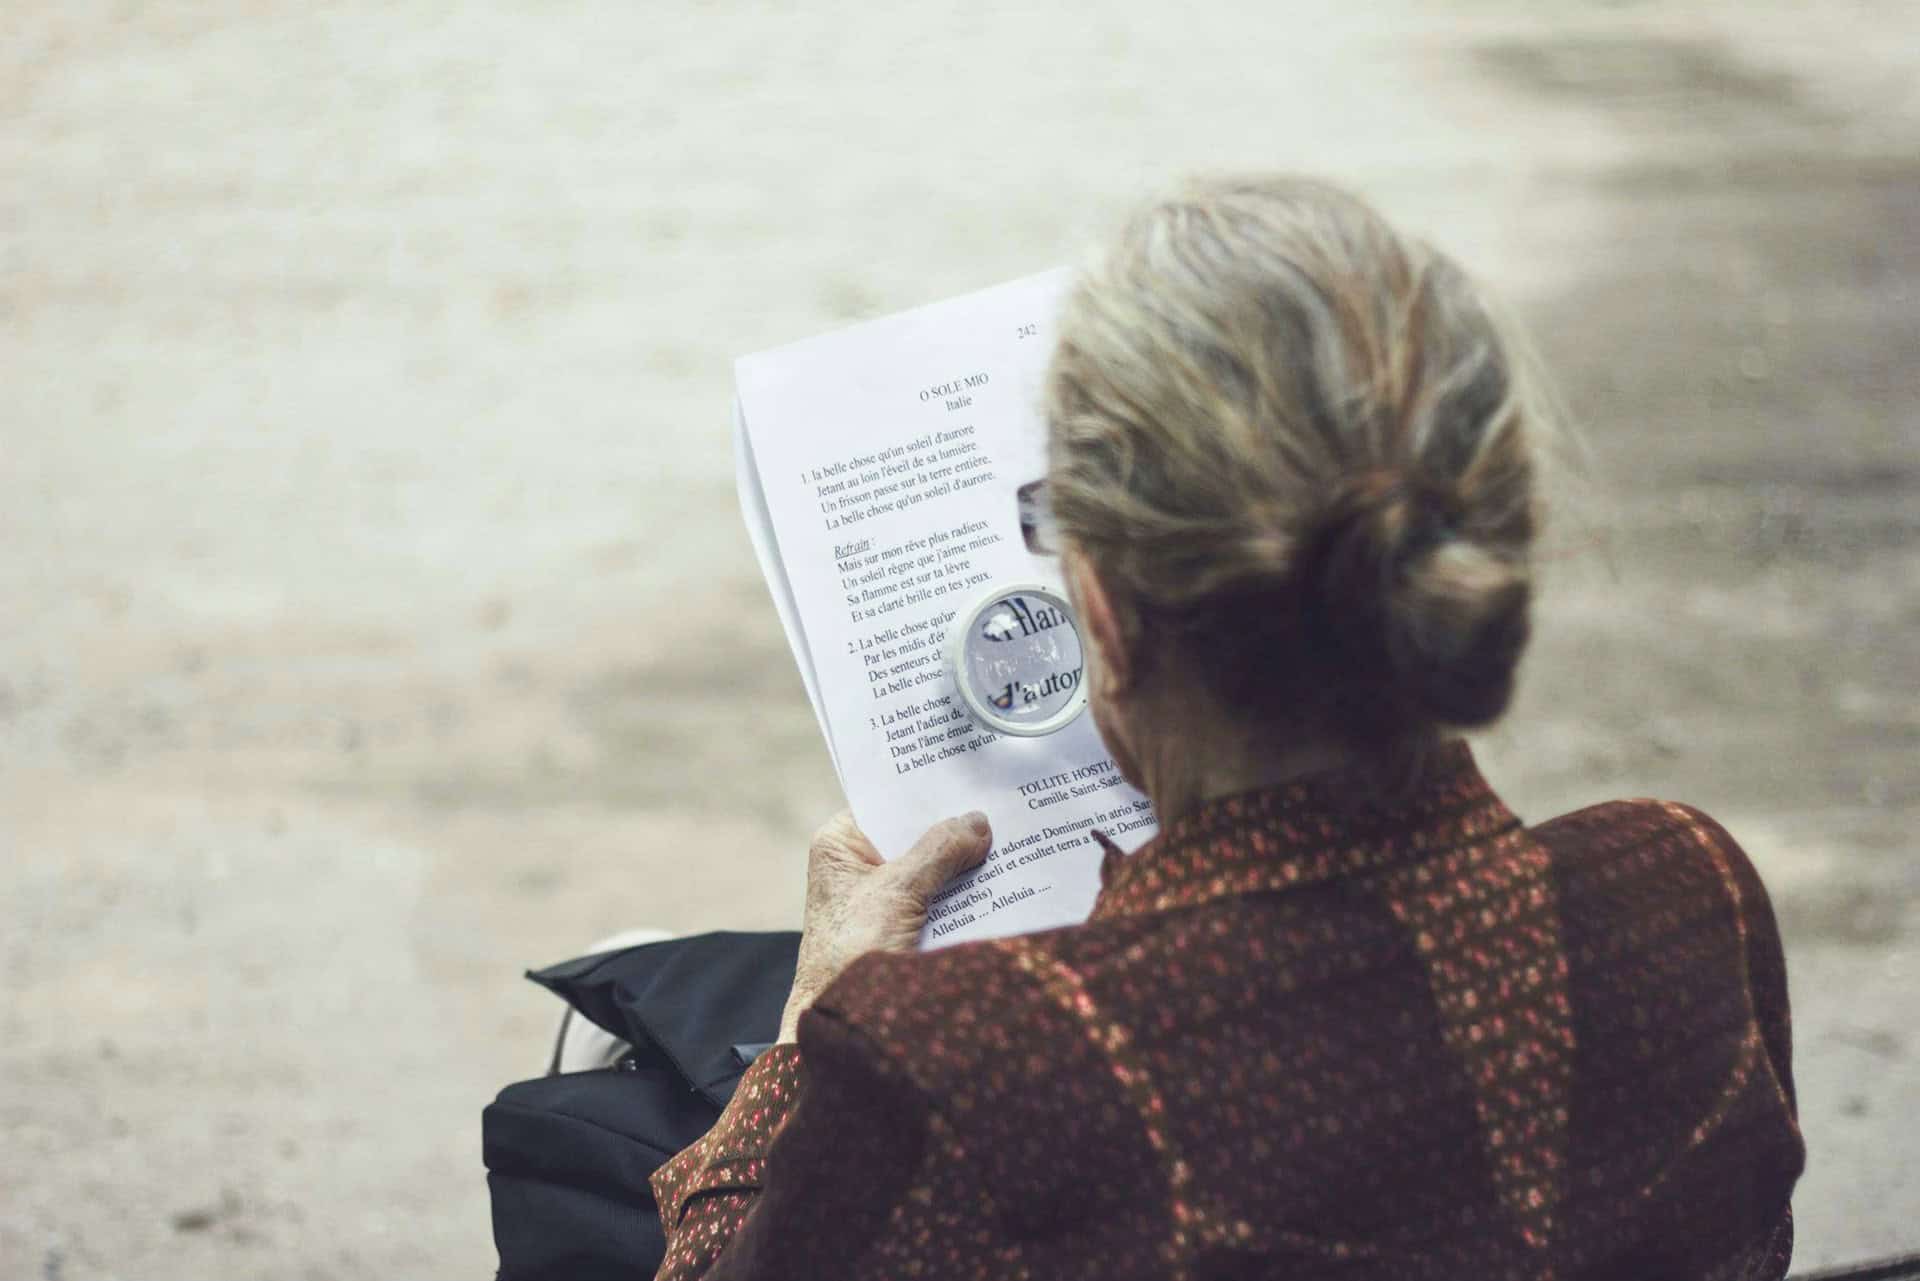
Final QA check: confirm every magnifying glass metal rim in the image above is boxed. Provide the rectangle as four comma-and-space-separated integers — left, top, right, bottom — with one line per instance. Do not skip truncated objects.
946, 581, 1089, 738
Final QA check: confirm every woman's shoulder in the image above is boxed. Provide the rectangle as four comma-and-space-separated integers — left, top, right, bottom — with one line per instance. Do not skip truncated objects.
1531, 793, 1736, 849
1527, 792, 1743, 863
1528, 794, 1781, 941
1526, 790, 1800, 1140
820, 914, 1145, 1017
808, 915, 1169, 1095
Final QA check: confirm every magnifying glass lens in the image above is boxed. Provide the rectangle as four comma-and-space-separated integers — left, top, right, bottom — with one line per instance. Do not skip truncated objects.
948, 584, 1088, 737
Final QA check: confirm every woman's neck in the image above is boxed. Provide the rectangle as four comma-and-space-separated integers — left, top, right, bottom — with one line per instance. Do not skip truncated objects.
1133, 713, 1360, 827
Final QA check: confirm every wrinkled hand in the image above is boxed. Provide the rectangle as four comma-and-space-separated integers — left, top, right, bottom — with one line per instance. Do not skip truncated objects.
778, 810, 992, 1042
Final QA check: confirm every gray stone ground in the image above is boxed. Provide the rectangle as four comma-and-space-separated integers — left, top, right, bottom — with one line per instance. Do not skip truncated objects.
3, 3, 1916, 1277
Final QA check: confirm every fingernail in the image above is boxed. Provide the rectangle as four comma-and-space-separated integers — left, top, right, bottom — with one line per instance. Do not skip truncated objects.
964, 810, 990, 836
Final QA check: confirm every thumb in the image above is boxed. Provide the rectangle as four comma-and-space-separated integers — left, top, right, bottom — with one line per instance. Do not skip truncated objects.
892, 812, 993, 905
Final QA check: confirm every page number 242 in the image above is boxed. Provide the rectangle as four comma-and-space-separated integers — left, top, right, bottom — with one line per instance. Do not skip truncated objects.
1016, 323, 1038, 339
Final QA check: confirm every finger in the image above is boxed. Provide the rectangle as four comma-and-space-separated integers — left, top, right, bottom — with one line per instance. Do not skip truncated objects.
890, 812, 992, 904
810, 809, 885, 869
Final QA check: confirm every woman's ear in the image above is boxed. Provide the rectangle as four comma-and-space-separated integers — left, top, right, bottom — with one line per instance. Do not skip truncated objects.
1065, 548, 1135, 696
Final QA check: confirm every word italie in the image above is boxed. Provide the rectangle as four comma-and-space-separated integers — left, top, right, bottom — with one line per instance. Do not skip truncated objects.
920, 370, 991, 413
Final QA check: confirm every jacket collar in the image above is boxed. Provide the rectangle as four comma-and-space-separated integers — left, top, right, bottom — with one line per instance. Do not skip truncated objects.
1089, 740, 1522, 922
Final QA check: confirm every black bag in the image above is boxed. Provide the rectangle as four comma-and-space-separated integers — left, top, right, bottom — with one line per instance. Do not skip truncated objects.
484, 930, 801, 1281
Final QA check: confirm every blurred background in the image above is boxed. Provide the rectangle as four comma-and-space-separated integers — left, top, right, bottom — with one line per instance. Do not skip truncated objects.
3, 2, 1916, 1277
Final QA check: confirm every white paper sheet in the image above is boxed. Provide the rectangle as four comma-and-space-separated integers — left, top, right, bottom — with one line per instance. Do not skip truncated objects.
734, 269, 1158, 947
735, 397, 839, 776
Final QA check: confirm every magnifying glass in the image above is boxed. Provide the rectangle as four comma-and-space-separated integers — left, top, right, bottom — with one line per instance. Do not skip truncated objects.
946, 583, 1088, 737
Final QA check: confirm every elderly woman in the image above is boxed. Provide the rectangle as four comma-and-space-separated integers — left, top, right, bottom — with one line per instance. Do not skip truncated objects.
649, 178, 1804, 1280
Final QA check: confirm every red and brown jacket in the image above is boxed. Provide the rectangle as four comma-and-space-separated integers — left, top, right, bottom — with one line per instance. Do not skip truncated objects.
652, 743, 1803, 1279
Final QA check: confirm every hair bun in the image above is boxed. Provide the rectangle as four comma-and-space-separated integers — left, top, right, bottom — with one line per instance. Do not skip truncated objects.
1299, 471, 1529, 732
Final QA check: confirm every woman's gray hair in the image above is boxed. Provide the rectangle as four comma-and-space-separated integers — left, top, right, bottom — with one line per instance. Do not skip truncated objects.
1044, 176, 1552, 767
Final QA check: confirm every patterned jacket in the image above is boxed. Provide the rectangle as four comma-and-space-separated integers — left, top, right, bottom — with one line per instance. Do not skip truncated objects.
651, 743, 1804, 1279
